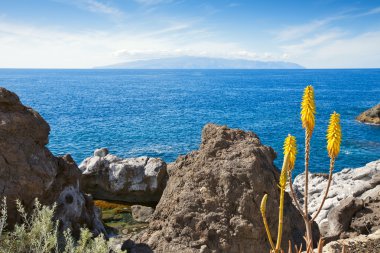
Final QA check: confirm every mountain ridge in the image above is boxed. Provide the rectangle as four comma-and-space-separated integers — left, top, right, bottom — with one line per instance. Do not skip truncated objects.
96, 56, 304, 69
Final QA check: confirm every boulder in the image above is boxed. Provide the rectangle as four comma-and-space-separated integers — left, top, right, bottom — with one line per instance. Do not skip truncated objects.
136, 124, 319, 253
0, 87, 105, 237
356, 104, 380, 125
79, 153, 168, 205
322, 197, 364, 241
131, 205, 154, 222
94, 147, 109, 157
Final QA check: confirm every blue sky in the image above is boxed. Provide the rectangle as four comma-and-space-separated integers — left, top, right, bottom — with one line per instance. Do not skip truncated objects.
0, 0, 380, 68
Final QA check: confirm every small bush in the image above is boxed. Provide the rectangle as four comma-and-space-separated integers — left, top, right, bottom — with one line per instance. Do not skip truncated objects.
0, 198, 121, 253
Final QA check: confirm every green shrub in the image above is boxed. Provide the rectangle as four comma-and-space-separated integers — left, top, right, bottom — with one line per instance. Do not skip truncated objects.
0, 198, 121, 253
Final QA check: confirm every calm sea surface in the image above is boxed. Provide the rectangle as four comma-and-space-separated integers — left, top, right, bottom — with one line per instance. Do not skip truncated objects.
0, 69, 379, 175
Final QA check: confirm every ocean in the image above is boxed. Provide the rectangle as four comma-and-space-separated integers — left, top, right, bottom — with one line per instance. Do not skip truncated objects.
0, 69, 379, 175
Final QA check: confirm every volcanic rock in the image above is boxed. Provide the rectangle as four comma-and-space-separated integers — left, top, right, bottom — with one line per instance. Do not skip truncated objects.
79, 152, 168, 205
356, 104, 380, 125
136, 124, 319, 253
0, 87, 105, 237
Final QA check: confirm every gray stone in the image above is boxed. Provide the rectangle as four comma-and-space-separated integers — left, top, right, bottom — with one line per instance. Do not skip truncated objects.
131, 205, 154, 222
79, 152, 168, 204
94, 147, 109, 157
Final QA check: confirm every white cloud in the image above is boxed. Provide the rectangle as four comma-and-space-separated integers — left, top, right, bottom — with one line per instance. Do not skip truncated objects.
0, 18, 284, 68
279, 30, 380, 68
228, 3, 240, 8
133, 0, 174, 6
276, 15, 344, 42
303, 31, 380, 68
357, 6, 380, 17
281, 30, 344, 55
275, 6, 380, 67
276, 6, 380, 42
3, 4, 380, 68
56, 0, 123, 17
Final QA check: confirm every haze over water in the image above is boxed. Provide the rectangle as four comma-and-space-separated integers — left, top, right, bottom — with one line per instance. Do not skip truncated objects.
1, 68, 379, 175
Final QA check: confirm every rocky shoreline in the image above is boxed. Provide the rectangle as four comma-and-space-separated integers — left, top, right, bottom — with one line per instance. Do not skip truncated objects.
356, 104, 380, 125
290, 160, 380, 251
1, 86, 379, 252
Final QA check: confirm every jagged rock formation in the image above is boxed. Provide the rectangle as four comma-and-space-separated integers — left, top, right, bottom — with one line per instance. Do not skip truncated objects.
136, 124, 318, 253
0, 87, 105, 237
79, 148, 168, 205
356, 104, 380, 125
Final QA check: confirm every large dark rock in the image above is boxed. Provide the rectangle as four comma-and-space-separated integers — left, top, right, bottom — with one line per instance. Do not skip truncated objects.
79, 151, 168, 205
0, 87, 105, 237
356, 104, 380, 125
137, 124, 319, 253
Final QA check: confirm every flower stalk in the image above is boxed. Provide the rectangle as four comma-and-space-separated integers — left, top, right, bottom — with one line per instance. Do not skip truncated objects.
261, 135, 297, 253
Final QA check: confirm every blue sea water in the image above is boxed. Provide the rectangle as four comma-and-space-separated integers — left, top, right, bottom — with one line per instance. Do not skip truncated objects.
0, 69, 379, 175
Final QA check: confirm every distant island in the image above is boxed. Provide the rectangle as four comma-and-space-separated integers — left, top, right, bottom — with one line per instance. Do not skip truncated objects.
96, 56, 304, 69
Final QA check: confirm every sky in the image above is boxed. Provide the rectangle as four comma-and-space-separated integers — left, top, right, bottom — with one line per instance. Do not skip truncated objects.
0, 0, 380, 68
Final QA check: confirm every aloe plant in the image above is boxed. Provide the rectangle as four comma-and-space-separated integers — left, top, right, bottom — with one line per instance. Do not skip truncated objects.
261, 85, 342, 253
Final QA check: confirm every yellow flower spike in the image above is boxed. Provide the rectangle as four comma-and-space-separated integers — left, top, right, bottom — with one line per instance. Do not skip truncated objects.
283, 134, 297, 171
301, 85, 316, 134
327, 112, 342, 159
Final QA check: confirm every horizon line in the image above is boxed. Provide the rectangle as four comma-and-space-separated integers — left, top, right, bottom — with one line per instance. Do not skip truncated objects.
1, 67, 380, 70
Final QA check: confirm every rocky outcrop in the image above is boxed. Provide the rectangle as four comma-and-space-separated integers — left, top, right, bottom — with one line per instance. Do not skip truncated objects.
135, 124, 319, 253
0, 87, 105, 237
292, 160, 380, 225
356, 104, 380, 125
292, 160, 380, 244
79, 149, 168, 205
